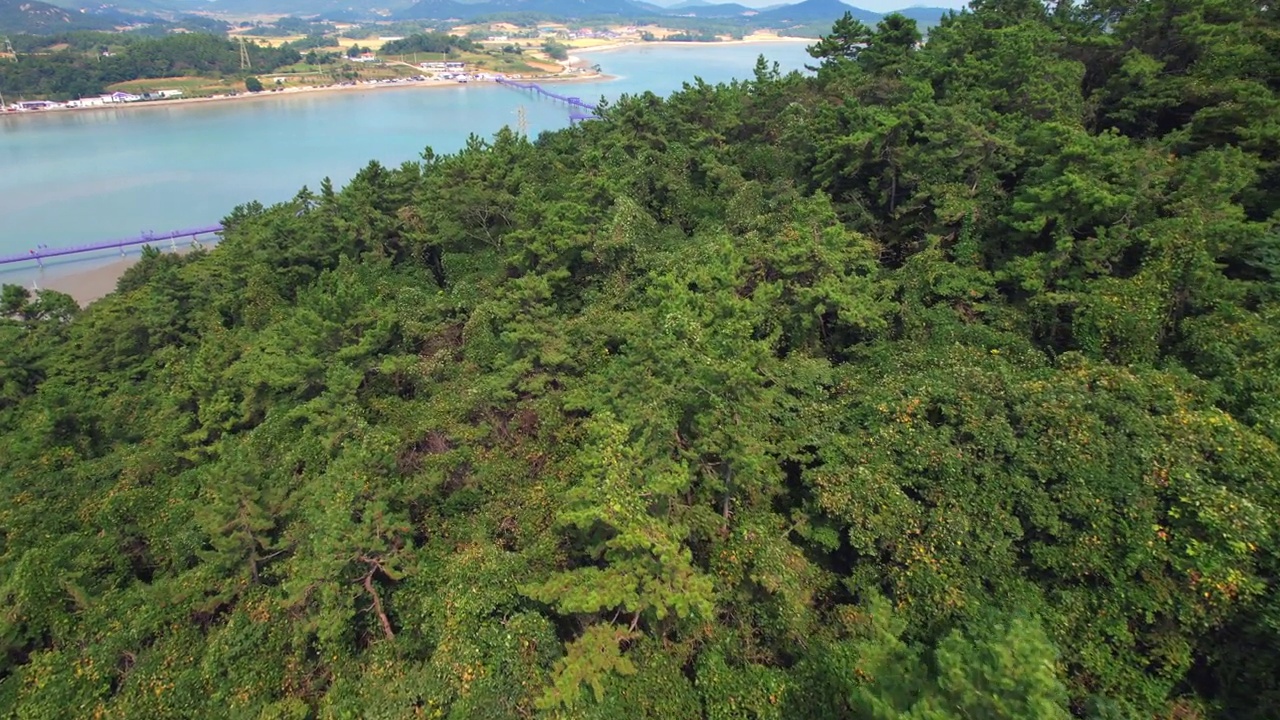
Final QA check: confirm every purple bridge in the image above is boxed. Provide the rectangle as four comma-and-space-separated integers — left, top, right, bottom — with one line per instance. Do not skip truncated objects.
496, 78, 598, 120
0, 225, 223, 267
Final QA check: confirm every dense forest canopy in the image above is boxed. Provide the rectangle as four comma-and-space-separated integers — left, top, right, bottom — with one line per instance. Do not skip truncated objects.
2, 0, 1279, 717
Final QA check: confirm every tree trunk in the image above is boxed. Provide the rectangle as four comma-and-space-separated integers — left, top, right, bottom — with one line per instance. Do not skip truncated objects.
362, 571, 396, 641
359, 557, 396, 641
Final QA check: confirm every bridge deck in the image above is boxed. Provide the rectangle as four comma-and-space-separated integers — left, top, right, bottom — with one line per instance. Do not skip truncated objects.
496, 78, 598, 115
0, 225, 224, 266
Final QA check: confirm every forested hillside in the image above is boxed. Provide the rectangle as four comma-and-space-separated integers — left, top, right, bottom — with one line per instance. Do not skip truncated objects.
2, 0, 1278, 717
0, 33, 300, 100
0, 0, 114, 35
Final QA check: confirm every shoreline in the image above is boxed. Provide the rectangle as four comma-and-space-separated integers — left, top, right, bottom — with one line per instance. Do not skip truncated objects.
0, 38, 809, 121
37, 257, 142, 306
3, 39, 813, 305
5, 242, 212, 306
0, 70, 611, 121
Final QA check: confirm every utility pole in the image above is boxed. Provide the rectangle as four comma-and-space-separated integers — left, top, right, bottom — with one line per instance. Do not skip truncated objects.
239, 36, 251, 71
0, 38, 8, 108
0, 40, 11, 110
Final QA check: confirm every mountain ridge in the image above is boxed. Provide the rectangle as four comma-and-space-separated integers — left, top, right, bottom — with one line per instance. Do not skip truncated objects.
753, 0, 878, 22
0, 0, 117, 34
664, 2, 760, 18
35, 0, 953, 28
390, 0, 945, 24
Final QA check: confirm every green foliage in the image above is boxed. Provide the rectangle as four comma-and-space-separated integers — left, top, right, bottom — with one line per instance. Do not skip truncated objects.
806, 11, 873, 66
380, 31, 476, 56
790, 598, 1073, 719
542, 39, 569, 61
2, 2, 1279, 717
0, 33, 301, 100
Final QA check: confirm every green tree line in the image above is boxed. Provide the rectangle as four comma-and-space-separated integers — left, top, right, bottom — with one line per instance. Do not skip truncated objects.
0, 33, 302, 101
380, 32, 479, 56
1, 0, 1278, 717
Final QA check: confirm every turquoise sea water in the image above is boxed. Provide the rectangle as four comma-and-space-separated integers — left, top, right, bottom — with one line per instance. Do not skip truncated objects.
0, 42, 810, 285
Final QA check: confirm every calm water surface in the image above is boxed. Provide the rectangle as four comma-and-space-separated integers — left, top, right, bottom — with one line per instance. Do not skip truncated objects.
0, 42, 810, 284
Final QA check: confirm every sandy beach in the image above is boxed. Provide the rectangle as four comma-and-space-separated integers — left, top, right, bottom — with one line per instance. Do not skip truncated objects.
35, 257, 145, 306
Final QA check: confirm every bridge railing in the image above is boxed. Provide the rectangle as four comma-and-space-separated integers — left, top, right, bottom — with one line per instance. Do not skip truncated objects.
0, 225, 224, 267
496, 77, 598, 113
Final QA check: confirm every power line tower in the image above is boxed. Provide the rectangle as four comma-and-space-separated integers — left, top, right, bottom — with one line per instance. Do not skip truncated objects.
238, 37, 251, 71
516, 105, 528, 137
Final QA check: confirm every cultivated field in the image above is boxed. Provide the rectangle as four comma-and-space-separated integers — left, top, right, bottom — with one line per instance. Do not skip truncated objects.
105, 76, 238, 97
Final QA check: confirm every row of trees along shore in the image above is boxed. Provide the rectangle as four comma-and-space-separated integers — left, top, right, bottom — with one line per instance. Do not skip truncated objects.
2, 0, 1280, 717
0, 34, 303, 100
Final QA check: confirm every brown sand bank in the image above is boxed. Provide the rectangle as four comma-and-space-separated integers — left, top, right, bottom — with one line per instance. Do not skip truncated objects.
39, 258, 140, 306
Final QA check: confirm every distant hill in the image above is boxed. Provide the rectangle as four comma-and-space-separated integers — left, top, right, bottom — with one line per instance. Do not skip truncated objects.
394, 0, 649, 20
666, 2, 758, 18
317, 7, 387, 21
40, 0, 198, 14
0, 0, 117, 33
389, 0, 468, 20
392, 0, 893, 22
755, 0, 878, 23
193, 0, 363, 15
24, 0, 957, 33
890, 5, 952, 25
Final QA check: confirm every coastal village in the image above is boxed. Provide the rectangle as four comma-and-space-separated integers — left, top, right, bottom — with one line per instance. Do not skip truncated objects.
3, 63, 531, 113
8, 89, 184, 112
1, 60, 585, 113
0, 21, 742, 114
